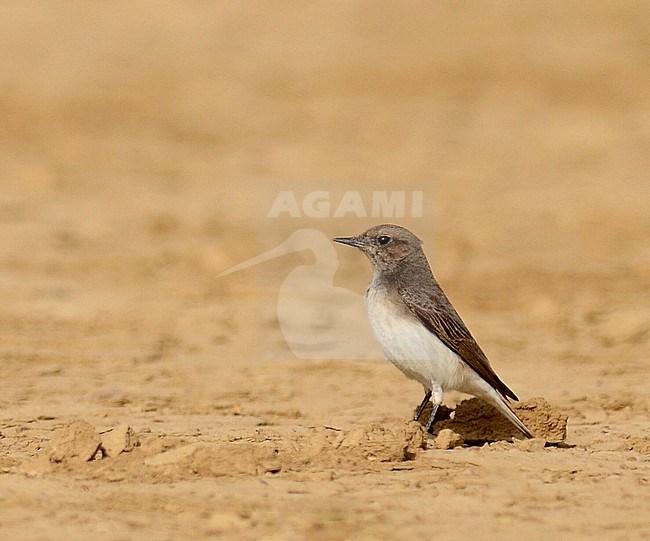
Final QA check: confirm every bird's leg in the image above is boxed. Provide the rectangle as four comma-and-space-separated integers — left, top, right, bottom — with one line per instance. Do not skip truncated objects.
413, 390, 432, 421
424, 382, 444, 434
424, 404, 439, 433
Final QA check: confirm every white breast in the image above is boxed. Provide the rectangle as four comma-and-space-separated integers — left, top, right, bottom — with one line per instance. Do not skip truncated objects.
365, 284, 470, 392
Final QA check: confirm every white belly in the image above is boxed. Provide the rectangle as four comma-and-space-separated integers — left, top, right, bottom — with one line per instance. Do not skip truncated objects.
365, 285, 470, 391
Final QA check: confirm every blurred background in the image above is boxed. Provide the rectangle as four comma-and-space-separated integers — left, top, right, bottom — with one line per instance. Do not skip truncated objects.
0, 0, 647, 399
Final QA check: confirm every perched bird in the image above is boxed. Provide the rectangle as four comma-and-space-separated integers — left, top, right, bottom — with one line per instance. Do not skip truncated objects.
333, 224, 533, 438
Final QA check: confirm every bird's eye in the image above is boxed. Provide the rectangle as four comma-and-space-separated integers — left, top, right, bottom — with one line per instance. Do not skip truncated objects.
377, 235, 391, 246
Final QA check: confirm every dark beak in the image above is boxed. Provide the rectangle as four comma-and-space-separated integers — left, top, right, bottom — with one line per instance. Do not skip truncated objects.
333, 236, 365, 248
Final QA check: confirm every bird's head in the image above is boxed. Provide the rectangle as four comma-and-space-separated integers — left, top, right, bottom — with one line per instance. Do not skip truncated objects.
333, 224, 423, 272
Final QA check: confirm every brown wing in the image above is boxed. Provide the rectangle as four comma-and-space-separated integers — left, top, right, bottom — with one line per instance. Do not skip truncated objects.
398, 284, 518, 401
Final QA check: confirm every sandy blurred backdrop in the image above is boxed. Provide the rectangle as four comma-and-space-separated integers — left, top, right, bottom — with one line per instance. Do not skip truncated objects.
0, 2, 648, 540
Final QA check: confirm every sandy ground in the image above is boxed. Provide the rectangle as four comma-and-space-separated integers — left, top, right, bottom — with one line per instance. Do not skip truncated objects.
0, 2, 649, 540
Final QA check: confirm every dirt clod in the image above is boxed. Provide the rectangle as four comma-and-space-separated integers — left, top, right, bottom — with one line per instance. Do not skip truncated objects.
144, 442, 282, 477
101, 424, 139, 457
333, 422, 427, 462
44, 419, 103, 463
514, 438, 547, 452
433, 428, 464, 449
513, 398, 568, 444
424, 397, 567, 443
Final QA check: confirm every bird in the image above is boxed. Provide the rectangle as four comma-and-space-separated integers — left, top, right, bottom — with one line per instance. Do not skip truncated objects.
333, 224, 533, 438
218, 229, 379, 360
